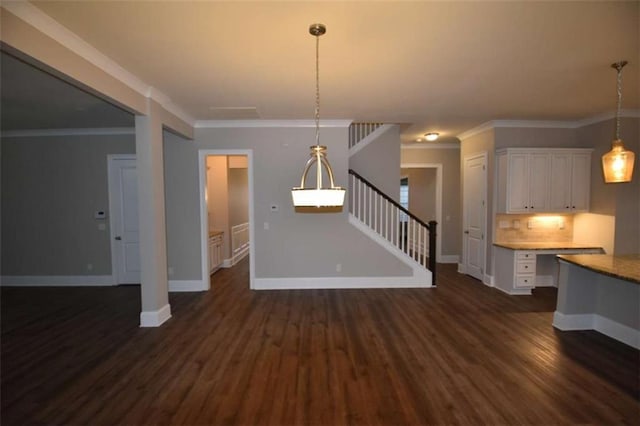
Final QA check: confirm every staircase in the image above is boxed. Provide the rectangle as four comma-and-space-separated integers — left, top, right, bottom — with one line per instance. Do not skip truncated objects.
348, 122, 438, 286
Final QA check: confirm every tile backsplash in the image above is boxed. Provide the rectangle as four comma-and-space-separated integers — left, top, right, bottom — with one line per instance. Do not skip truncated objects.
495, 214, 574, 243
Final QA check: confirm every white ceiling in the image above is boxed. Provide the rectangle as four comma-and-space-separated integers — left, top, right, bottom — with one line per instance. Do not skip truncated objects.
4, 1, 640, 143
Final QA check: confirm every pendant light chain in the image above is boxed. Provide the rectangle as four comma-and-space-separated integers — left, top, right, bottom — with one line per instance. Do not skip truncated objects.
615, 63, 623, 141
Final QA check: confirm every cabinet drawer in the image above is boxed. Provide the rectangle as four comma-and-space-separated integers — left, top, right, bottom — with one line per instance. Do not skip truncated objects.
516, 261, 535, 274
516, 252, 535, 261
515, 275, 535, 288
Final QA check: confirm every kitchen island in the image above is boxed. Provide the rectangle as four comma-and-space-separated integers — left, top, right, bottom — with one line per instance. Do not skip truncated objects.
493, 242, 604, 295
553, 254, 639, 349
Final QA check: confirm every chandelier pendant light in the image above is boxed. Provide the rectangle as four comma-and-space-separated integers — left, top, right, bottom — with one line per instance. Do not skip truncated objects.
291, 23, 346, 209
602, 60, 635, 183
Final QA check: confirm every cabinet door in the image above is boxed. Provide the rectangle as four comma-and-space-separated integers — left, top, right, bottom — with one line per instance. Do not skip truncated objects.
571, 153, 591, 212
549, 153, 572, 212
507, 153, 530, 212
208, 239, 215, 273
528, 153, 550, 212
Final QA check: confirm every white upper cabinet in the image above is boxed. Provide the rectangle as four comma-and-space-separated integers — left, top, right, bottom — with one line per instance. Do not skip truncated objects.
497, 148, 592, 214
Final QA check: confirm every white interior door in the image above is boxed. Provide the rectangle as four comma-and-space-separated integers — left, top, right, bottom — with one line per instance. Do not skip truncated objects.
463, 153, 487, 281
108, 156, 140, 284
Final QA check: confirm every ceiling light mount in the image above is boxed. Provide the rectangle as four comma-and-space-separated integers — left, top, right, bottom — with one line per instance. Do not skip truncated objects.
425, 132, 439, 142
309, 23, 326, 37
291, 23, 346, 209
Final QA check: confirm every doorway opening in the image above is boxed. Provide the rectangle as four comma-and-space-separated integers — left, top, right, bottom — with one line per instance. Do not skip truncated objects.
399, 163, 443, 262
198, 150, 255, 290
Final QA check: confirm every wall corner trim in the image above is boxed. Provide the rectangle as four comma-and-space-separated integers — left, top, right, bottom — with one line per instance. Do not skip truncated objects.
140, 304, 172, 327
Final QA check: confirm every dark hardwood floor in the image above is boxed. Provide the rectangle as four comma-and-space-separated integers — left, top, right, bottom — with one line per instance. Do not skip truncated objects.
2, 259, 639, 425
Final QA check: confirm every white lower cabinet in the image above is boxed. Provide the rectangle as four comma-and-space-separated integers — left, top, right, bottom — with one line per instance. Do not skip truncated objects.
208, 232, 224, 274
494, 245, 605, 295
495, 248, 537, 295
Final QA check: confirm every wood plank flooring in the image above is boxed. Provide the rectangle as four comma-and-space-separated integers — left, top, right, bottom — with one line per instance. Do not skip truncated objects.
2, 259, 639, 425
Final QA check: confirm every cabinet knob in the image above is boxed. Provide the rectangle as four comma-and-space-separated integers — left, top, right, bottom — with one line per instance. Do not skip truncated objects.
572, 206, 575, 209
566, 206, 569, 209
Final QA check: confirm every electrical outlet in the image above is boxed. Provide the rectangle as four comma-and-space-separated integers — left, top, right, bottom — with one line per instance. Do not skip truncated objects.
336, 263, 342, 272
499, 220, 510, 229
168, 267, 174, 276
87, 263, 93, 271
513, 220, 521, 229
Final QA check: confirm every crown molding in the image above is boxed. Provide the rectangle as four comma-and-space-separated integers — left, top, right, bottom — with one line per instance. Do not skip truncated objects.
195, 120, 353, 128
401, 143, 460, 150
575, 109, 640, 128
457, 109, 640, 141
2, 1, 195, 126
456, 121, 497, 141
1, 127, 135, 138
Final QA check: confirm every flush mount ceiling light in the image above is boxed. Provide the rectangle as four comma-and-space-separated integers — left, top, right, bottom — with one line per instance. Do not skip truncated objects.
425, 132, 439, 142
602, 60, 635, 183
291, 23, 346, 209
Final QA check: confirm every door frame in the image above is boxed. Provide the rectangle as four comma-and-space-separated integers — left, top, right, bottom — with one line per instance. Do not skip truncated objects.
461, 152, 488, 281
399, 162, 443, 263
198, 149, 255, 290
107, 154, 137, 285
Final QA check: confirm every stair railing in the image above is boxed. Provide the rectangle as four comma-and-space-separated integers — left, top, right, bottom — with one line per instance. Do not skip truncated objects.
348, 169, 437, 284
349, 122, 384, 149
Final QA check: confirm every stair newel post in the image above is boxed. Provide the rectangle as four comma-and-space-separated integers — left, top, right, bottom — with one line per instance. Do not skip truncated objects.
428, 220, 437, 286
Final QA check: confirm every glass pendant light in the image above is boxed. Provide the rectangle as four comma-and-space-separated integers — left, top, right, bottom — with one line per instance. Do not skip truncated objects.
291, 23, 345, 209
602, 60, 635, 183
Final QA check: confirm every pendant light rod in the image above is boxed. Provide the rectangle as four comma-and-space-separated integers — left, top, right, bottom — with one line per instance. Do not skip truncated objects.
291, 23, 345, 208
612, 60, 627, 141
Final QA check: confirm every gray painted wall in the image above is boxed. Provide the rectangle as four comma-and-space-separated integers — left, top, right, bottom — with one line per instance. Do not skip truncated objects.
463, 118, 639, 277
349, 125, 401, 202
576, 117, 640, 254
401, 147, 462, 257
163, 130, 202, 280
166, 125, 412, 279
1, 133, 135, 275
228, 167, 249, 226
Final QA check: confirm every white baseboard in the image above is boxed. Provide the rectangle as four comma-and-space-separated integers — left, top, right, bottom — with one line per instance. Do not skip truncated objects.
140, 303, 172, 327
253, 275, 432, 290
553, 312, 639, 349
221, 259, 233, 268
494, 285, 532, 296
483, 274, 494, 287
232, 245, 250, 265
168, 280, 207, 292
457, 263, 466, 274
595, 316, 640, 349
552, 312, 594, 330
439, 255, 459, 264
1, 275, 115, 286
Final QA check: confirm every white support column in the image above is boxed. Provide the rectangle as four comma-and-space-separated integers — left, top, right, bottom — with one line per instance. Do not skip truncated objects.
136, 100, 171, 327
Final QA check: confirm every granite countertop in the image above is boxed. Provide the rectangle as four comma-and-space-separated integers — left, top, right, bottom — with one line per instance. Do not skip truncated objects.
209, 230, 224, 237
493, 242, 605, 251
557, 254, 640, 284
